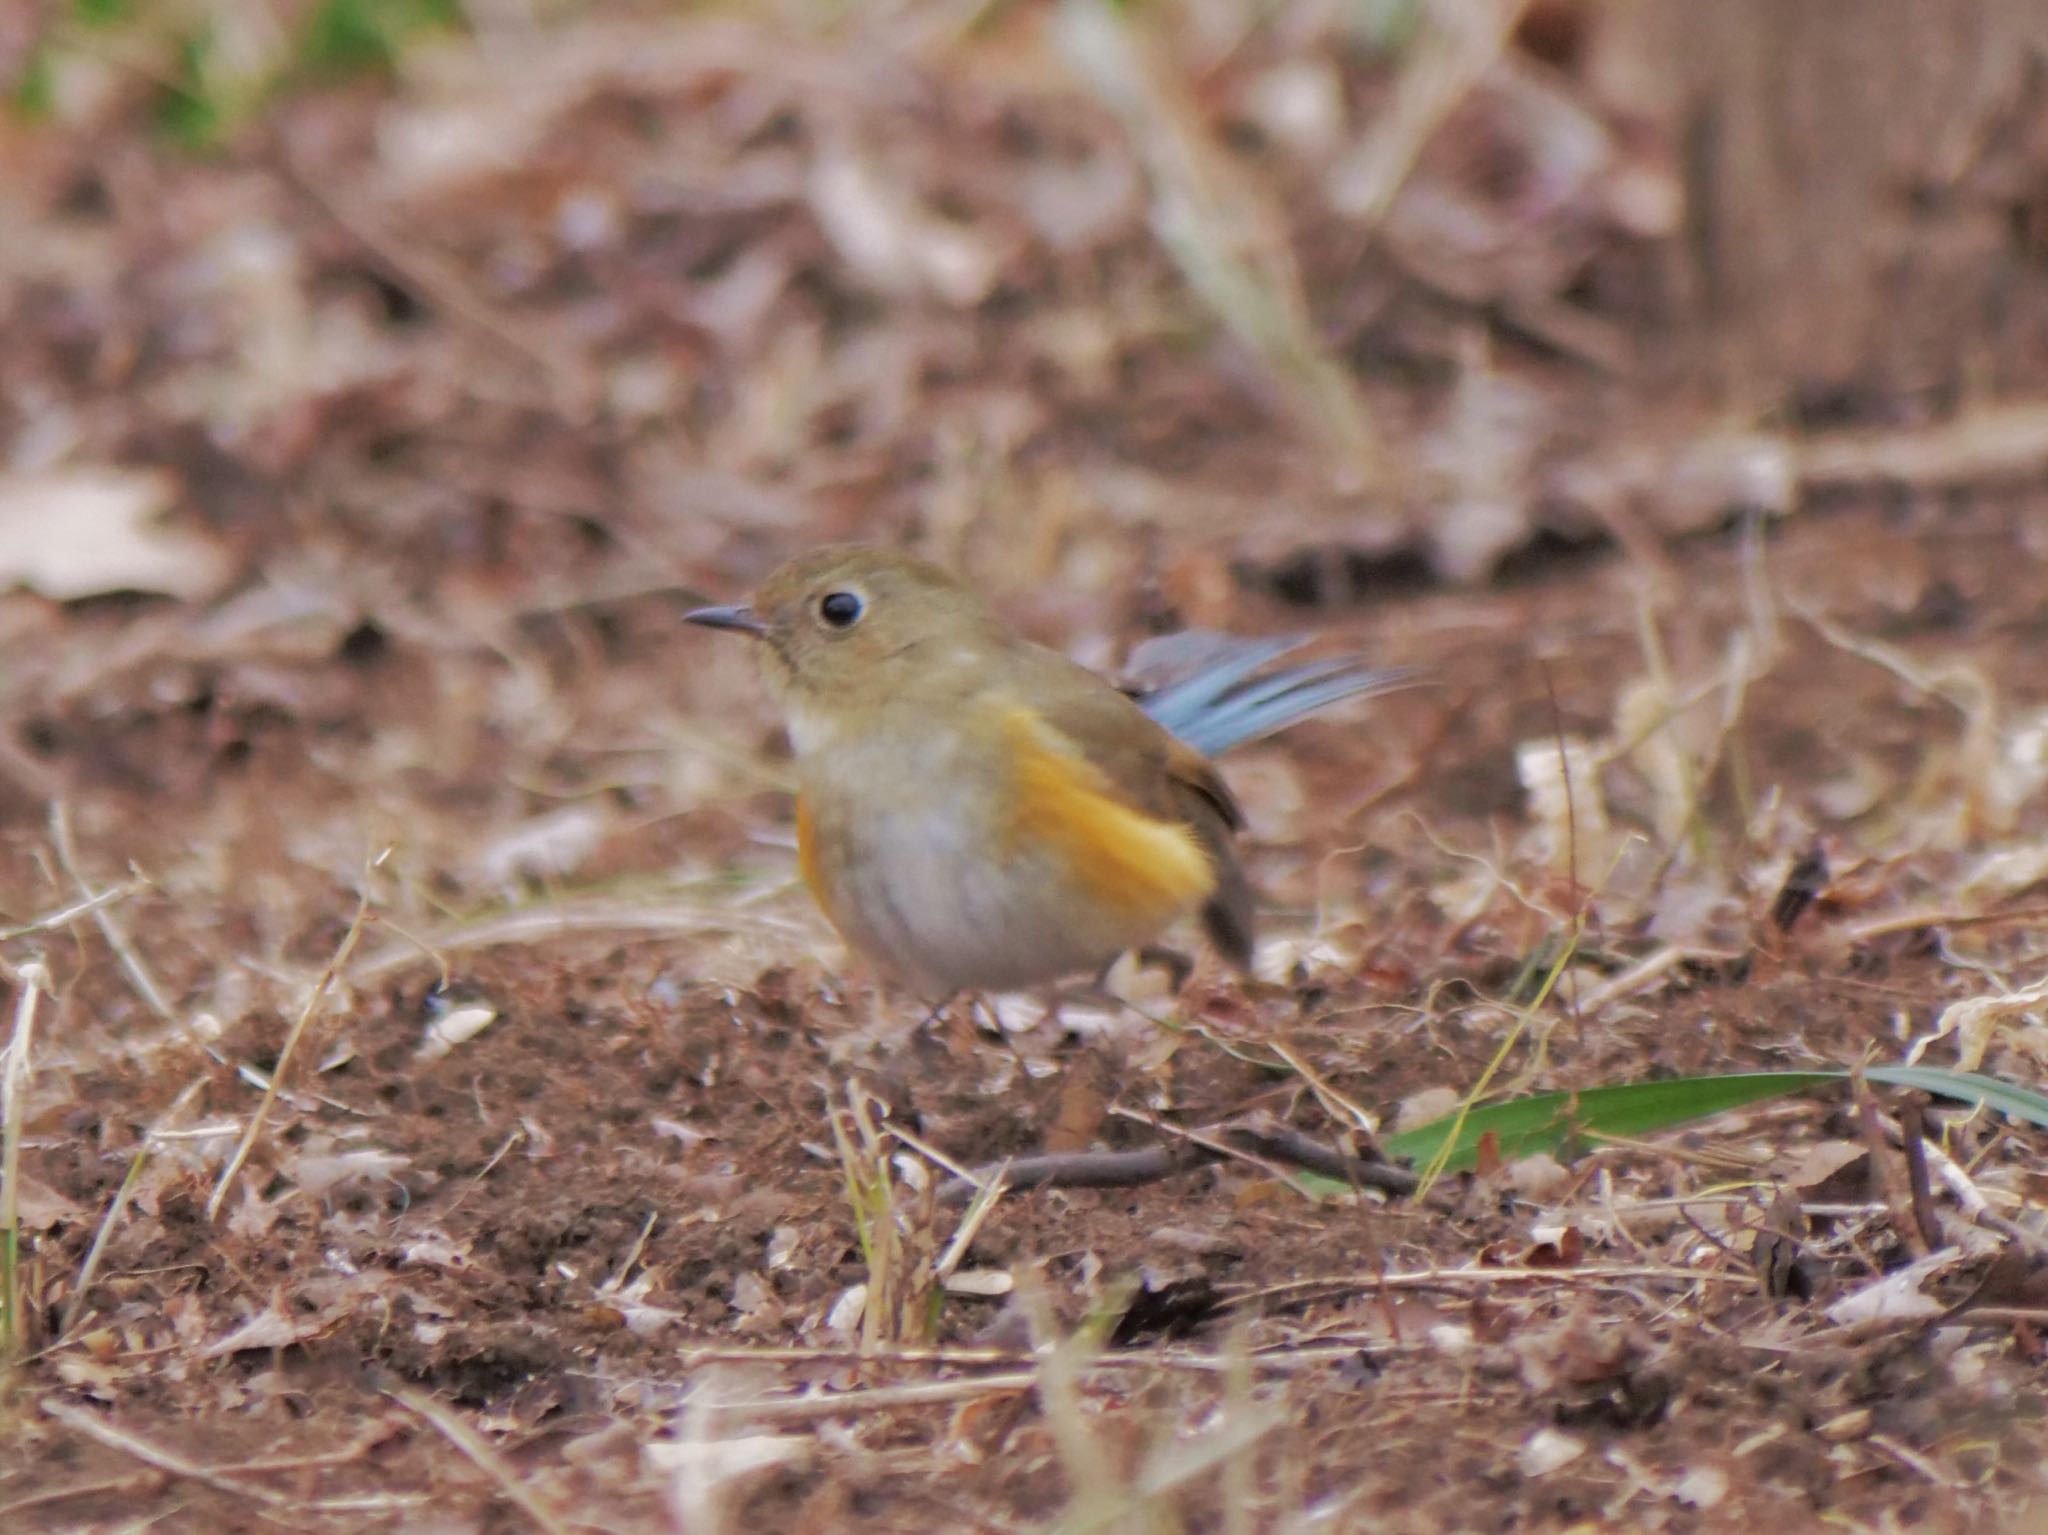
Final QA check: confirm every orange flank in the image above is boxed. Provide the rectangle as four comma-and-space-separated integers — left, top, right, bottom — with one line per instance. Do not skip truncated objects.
794, 795, 826, 906
1000, 707, 1215, 926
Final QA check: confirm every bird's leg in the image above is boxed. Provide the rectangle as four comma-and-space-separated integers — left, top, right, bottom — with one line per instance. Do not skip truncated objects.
916, 991, 962, 1032
1091, 946, 1195, 995
919, 990, 1005, 1064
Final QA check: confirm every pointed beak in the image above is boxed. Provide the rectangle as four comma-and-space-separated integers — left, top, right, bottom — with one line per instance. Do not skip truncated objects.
685, 603, 769, 638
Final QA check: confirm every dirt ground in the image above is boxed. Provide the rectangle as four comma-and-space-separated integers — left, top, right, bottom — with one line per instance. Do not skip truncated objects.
3, 6, 2047, 1534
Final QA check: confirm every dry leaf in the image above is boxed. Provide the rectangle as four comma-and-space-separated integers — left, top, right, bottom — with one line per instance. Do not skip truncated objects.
0, 469, 225, 600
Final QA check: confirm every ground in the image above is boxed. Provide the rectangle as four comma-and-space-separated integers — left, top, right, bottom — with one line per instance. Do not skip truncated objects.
2, 6, 2046, 1534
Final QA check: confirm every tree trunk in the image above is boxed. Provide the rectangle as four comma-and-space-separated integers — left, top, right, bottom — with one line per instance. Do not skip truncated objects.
1601, 0, 2048, 416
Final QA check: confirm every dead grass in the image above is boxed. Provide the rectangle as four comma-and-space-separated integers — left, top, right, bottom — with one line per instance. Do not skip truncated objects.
0, 2, 2046, 1532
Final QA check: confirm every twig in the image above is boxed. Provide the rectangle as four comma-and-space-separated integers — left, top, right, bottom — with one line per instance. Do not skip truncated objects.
1917, 1126, 2048, 1260
1574, 946, 1733, 1014
440, 1127, 525, 1218
1843, 903, 2048, 942
1852, 1071, 1927, 1258
937, 1144, 1207, 1204
1058, 0, 1384, 484
1897, 1098, 1944, 1254
61, 1146, 148, 1342
385, 1384, 576, 1535
1265, 1041, 1380, 1138
1796, 400, 2048, 489
600, 1209, 659, 1294
700, 1372, 1038, 1421
934, 1115, 1417, 1206
1110, 1105, 1322, 1197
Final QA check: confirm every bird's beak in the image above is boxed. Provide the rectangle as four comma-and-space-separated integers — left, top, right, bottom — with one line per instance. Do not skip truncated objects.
685, 603, 768, 638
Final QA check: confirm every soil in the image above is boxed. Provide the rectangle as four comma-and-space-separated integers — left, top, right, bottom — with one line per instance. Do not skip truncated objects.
2, 8, 2046, 1534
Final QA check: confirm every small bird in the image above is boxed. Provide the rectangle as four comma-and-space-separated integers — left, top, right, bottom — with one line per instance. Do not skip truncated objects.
688, 546, 1414, 996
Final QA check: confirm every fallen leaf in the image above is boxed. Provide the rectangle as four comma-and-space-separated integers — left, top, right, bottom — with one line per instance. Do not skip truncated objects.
1826, 1249, 1965, 1325
1517, 1426, 1586, 1476
200, 1303, 331, 1358
0, 469, 226, 600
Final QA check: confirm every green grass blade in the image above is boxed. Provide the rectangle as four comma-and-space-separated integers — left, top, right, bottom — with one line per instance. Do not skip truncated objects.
1383, 1072, 1837, 1171
1863, 1064, 2048, 1126
1382, 1064, 2048, 1174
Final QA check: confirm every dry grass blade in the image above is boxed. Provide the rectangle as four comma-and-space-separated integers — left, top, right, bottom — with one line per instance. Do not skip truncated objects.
0, 878, 145, 943
2, 961, 51, 1362
1026, 1273, 1286, 1535
40, 1396, 292, 1507
0, 1471, 164, 1520
1024, 1273, 1122, 1523
1336, 0, 1535, 225
1058, 0, 1384, 485
207, 868, 377, 1221
60, 1077, 209, 1340
384, 1383, 576, 1535
343, 896, 813, 986
49, 800, 176, 1028
828, 1081, 950, 1348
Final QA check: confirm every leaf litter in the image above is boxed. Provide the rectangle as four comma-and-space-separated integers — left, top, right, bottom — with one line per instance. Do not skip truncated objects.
0, 3, 2045, 1533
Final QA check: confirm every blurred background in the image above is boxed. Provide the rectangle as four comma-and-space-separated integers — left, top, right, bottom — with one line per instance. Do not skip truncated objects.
10, 0, 2048, 606
5, 3, 2048, 1530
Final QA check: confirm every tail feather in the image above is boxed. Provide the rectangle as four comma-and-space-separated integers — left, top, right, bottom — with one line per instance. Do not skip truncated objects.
1133, 633, 1421, 758
1126, 634, 1304, 738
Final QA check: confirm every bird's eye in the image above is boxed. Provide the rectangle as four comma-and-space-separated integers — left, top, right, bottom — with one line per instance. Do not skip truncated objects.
818, 590, 865, 629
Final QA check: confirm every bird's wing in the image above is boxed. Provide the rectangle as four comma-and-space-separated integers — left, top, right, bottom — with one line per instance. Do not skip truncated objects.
1006, 647, 1253, 965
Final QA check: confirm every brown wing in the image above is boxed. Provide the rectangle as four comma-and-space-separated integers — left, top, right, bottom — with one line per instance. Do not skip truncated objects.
1164, 739, 1254, 969
1011, 644, 1256, 969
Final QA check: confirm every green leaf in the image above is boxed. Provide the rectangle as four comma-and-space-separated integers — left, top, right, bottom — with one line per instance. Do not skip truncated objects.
1863, 1064, 2048, 1128
300, 0, 459, 77
11, 43, 54, 119
154, 29, 225, 149
1382, 1065, 2048, 1175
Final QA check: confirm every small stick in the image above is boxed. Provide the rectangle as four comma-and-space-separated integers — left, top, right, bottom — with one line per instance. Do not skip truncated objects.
936, 1143, 1209, 1204
1853, 1073, 1927, 1259
1844, 903, 2048, 942
702, 1372, 1038, 1421
934, 1116, 1417, 1205
1897, 1098, 1945, 1254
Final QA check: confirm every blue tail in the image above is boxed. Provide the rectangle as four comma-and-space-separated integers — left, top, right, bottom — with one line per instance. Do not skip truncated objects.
1130, 632, 1422, 758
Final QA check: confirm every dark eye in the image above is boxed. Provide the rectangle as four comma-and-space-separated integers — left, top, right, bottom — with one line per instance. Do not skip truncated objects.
818, 590, 864, 629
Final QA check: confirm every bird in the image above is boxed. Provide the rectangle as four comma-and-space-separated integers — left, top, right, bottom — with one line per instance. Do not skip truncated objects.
687, 545, 1415, 997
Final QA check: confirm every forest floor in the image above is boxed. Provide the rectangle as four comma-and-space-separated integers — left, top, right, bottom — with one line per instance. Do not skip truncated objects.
2, 5, 2046, 1532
